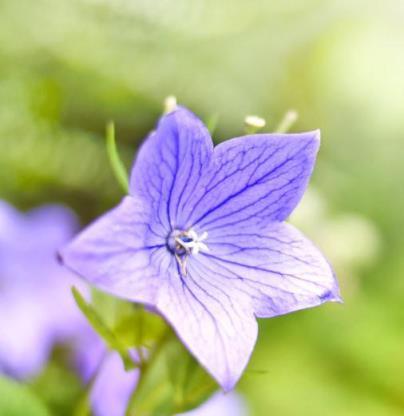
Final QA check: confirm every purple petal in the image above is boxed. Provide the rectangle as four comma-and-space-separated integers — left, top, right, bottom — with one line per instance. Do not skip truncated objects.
130, 106, 213, 229
0, 202, 79, 288
0, 201, 86, 379
0, 296, 54, 378
198, 222, 341, 319
161, 221, 339, 388
90, 352, 138, 416
0, 200, 22, 243
60, 196, 168, 305
178, 392, 248, 416
183, 132, 320, 231
74, 326, 106, 383
73, 319, 139, 416
156, 261, 258, 391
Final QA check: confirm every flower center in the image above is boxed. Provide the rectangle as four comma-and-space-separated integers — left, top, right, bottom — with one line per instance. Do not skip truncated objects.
167, 228, 209, 257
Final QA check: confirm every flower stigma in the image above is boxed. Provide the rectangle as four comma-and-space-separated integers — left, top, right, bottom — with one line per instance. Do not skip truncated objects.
167, 229, 209, 274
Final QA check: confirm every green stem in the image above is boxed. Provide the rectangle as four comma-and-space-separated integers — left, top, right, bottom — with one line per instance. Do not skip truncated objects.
106, 121, 129, 193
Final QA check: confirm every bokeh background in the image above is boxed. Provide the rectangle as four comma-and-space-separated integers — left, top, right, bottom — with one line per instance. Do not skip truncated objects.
1, 0, 404, 415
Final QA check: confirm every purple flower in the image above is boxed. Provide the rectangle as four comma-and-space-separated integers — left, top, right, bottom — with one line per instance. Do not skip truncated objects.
74, 326, 106, 384
0, 200, 139, 415
179, 392, 247, 416
89, 353, 138, 416
0, 201, 85, 379
61, 106, 340, 390
74, 327, 139, 416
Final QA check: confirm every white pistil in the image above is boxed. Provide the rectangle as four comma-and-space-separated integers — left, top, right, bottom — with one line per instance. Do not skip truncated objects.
175, 229, 209, 255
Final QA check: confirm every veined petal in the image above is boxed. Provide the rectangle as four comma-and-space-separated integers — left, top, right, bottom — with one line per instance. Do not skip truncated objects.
60, 196, 168, 305
156, 261, 258, 391
200, 222, 341, 318
59, 106, 339, 393
130, 106, 213, 230
183, 132, 319, 231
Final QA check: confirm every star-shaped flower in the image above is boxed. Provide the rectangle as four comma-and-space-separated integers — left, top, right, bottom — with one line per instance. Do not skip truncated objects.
61, 106, 341, 390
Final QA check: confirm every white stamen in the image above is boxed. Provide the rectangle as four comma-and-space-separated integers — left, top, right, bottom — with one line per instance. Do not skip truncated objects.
245, 115, 266, 130
175, 229, 209, 256
164, 95, 177, 114
275, 110, 298, 133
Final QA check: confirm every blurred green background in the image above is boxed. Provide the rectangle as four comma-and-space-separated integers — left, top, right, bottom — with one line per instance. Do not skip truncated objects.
1, 0, 404, 415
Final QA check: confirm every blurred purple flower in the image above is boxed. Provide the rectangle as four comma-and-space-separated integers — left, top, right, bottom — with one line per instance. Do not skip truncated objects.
74, 326, 106, 384
0, 201, 85, 379
0, 200, 139, 415
74, 326, 139, 416
61, 106, 341, 390
90, 353, 138, 416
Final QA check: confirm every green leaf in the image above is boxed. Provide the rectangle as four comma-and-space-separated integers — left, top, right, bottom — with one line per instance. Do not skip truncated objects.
30, 357, 83, 416
0, 376, 49, 416
91, 289, 167, 349
165, 341, 216, 413
114, 307, 167, 349
91, 288, 133, 329
106, 121, 129, 193
127, 334, 216, 415
71, 286, 136, 371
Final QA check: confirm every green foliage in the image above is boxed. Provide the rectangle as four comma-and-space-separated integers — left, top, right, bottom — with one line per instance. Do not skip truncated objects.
30, 357, 83, 416
105, 121, 129, 194
91, 289, 167, 349
0, 376, 49, 416
127, 333, 216, 415
74, 286, 216, 414
72, 287, 167, 368
72, 287, 136, 370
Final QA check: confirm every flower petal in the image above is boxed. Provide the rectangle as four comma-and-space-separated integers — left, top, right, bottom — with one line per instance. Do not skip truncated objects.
130, 106, 213, 230
0, 296, 53, 379
0, 201, 86, 379
156, 260, 258, 391
60, 196, 168, 305
183, 132, 320, 231
90, 352, 138, 416
178, 392, 248, 416
199, 222, 341, 318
